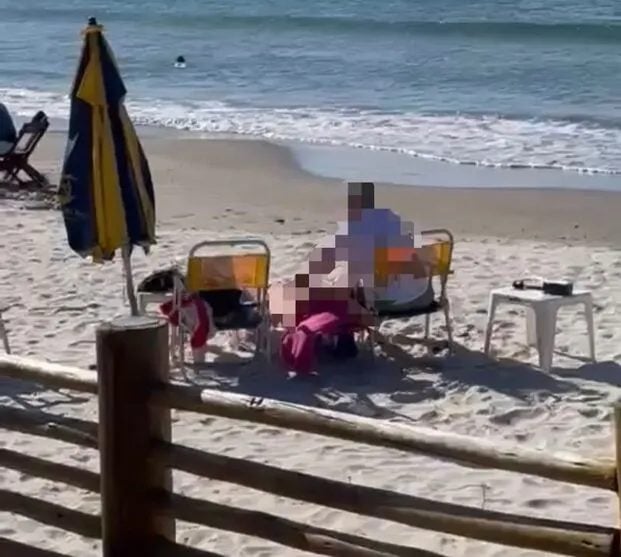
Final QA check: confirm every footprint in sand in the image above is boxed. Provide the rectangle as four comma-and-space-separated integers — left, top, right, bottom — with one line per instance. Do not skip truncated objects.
525, 497, 562, 509
586, 495, 612, 506
417, 409, 440, 421
391, 389, 442, 404
256, 426, 282, 437
577, 405, 606, 420
71, 453, 90, 463
489, 406, 547, 426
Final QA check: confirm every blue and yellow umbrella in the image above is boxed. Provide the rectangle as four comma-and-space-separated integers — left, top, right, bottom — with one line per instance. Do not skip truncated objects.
60, 17, 155, 315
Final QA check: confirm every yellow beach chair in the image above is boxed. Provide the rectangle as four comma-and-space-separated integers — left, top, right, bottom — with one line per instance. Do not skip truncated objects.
370, 228, 454, 350
172, 239, 271, 366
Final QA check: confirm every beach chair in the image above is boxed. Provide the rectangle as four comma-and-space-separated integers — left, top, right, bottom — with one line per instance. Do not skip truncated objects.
369, 228, 454, 351
170, 239, 271, 366
0, 112, 49, 187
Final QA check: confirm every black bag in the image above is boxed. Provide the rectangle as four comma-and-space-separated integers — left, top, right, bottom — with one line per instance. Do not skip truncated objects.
137, 268, 178, 293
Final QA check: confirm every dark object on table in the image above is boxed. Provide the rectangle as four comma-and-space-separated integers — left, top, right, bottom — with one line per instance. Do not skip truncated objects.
543, 280, 574, 296
512, 278, 573, 296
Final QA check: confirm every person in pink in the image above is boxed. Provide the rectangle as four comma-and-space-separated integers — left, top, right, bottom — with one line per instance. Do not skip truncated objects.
276, 279, 372, 375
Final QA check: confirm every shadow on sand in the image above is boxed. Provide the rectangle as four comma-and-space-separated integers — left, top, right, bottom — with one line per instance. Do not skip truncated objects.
175, 335, 620, 422
0, 375, 91, 410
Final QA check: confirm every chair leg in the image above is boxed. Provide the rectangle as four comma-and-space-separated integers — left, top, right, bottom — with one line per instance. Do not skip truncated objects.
5, 166, 19, 184
368, 324, 377, 359
263, 323, 271, 363
443, 302, 453, 351
21, 162, 48, 186
253, 327, 263, 360
179, 326, 186, 368
424, 314, 431, 339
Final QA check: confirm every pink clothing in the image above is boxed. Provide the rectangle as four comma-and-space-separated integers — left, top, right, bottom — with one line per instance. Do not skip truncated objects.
280, 300, 363, 375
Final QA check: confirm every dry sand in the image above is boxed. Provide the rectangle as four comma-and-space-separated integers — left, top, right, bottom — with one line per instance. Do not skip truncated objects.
1, 132, 621, 556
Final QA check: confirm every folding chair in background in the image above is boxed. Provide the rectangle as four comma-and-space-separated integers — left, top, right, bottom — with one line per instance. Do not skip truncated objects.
0, 112, 50, 187
170, 239, 271, 366
370, 228, 454, 352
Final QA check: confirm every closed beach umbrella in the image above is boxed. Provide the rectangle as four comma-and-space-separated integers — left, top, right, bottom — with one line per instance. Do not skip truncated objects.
60, 17, 155, 315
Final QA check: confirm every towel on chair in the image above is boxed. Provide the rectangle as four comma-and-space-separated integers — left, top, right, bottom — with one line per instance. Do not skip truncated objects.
161, 293, 214, 349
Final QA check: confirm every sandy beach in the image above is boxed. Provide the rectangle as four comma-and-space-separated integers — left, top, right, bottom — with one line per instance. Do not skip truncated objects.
2, 131, 621, 556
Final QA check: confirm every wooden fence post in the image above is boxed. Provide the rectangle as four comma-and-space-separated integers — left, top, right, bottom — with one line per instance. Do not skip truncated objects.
614, 406, 621, 557
96, 315, 174, 556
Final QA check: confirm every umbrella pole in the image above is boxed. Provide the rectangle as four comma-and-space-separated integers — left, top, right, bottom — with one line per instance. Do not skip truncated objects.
122, 245, 139, 316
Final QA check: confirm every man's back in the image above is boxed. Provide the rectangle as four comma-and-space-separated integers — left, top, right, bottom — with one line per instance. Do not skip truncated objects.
335, 208, 413, 266
335, 207, 431, 305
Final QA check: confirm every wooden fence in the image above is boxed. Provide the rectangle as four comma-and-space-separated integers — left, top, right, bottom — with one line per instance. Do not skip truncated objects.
0, 315, 620, 557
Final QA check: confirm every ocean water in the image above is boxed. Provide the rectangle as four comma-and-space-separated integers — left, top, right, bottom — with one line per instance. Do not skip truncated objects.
1, 0, 621, 175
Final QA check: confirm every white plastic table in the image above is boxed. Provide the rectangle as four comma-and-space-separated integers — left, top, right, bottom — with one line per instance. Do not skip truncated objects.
483, 287, 595, 372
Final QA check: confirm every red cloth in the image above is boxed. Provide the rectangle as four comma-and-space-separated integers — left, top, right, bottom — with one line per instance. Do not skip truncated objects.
280, 300, 362, 375
160, 294, 212, 349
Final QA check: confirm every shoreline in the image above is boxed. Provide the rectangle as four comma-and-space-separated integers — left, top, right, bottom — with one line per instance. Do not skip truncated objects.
286, 140, 621, 192
27, 127, 621, 246
39, 116, 621, 193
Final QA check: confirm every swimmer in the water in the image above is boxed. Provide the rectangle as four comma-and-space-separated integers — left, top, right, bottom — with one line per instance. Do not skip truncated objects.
174, 55, 186, 68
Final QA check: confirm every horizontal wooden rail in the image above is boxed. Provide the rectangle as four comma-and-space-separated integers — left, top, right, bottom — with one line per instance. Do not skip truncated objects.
161, 385, 617, 491
0, 406, 98, 449
165, 492, 445, 557
0, 537, 73, 557
0, 448, 99, 492
159, 442, 617, 557
0, 354, 97, 394
0, 489, 101, 539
